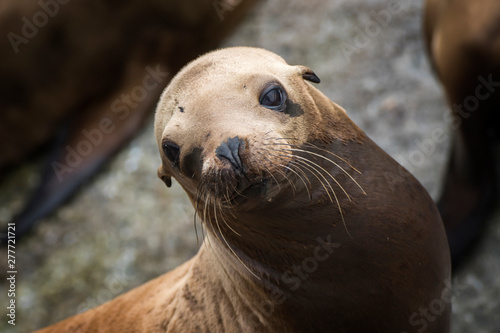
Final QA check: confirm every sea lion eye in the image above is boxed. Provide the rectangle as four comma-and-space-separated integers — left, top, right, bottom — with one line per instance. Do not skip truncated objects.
259, 85, 287, 111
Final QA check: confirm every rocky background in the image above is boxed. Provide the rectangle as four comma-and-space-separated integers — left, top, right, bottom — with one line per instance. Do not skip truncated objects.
1, 0, 499, 332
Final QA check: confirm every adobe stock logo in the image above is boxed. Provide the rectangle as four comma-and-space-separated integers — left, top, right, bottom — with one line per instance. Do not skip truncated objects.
337, 0, 415, 65
384, 73, 500, 191
51, 65, 168, 182
250, 234, 340, 328
7, 0, 72, 54
400, 278, 467, 333
75, 267, 136, 322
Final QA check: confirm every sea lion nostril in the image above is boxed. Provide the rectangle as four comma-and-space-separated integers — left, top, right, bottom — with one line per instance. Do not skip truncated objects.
162, 141, 181, 167
216, 136, 245, 171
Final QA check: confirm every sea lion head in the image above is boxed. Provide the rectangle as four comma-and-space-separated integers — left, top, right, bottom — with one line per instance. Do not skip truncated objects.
154, 47, 363, 210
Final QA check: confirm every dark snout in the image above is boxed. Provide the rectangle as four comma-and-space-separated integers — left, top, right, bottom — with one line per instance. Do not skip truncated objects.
216, 136, 245, 172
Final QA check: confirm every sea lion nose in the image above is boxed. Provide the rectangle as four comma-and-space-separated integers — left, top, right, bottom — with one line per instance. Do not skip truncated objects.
162, 141, 181, 167
216, 136, 245, 172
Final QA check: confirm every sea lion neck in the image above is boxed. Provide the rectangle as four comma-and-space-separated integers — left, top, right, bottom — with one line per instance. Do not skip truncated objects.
181, 241, 294, 331
189, 136, 370, 270
190, 138, 365, 280
185, 133, 448, 332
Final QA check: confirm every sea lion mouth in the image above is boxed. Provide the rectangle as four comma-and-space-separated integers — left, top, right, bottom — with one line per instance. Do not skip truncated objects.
236, 177, 270, 198
196, 168, 275, 208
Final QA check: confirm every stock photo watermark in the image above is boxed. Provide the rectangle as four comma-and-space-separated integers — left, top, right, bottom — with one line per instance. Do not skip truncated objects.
250, 234, 341, 327
5, 223, 17, 326
401, 278, 467, 333
337, 0, 415, 65
385, 73, 500, 190
50, 65, 168, 182
7, 0, 72, 54
76, 268, 136, 315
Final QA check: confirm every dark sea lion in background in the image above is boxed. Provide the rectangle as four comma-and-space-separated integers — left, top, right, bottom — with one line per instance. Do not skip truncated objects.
423, 0, 500, 267
37, 47, 451, 332
0, 0, 258, 241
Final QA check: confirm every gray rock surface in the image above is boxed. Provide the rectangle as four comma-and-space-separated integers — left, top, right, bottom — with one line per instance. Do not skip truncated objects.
1, 0, 498, 332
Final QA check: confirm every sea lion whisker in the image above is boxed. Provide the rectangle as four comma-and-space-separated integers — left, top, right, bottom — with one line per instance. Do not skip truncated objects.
193, 203, 201, 246
270, 149, 332, 200
194, 183, 206, 244
303, 142, 364, 175
288, 158, 336, 204
195, 181, 212, 245
266, 141, 364, 189
272, 165, 296, 193
286, 158, 351, 237
218, 170, 248, 201
296, 158, 352, 238
275, 149, 352, 202
263, 136, 299, 143
221, 198, 237, 219
263, 151, 313, 199
233, 187, 248, 199
286, 157, 352, 238
201, 193, 218, 255
212, 197, 260, 280
266, 148, 313, 190
262, 130, 278, 139
287, 147, 365, 197
265, 142, 361, 194
194, 207, 201, 246
260, 161, 283, 192
254, 150, 278, 187
257, 149, 300, 194
257, 149, 301, 197
203, 191, 214, 233
201, 184, 214, 241
278, 163, 311, 199
217, 199, 241, 237
213, 170, 244, 203
209, 186, 231, 250
267, 164, 293, 195
194, 183, 204, 213
222, 185, 233, 206
287, 164, 313, 201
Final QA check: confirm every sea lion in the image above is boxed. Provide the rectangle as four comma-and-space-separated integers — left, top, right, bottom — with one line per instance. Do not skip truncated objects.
0, 0, 259, 242
423, 0, 500, 266
36, 47, 451, 332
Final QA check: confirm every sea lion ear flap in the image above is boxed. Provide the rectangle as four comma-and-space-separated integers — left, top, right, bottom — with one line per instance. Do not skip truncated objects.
298, 65, 321, 84
157, 166, 172, 188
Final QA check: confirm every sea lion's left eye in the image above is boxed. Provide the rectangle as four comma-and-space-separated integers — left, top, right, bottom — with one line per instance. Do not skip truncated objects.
259, 86, 287, 111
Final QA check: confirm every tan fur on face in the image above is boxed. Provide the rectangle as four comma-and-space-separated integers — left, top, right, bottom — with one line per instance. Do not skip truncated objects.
155, 47, 363, 200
